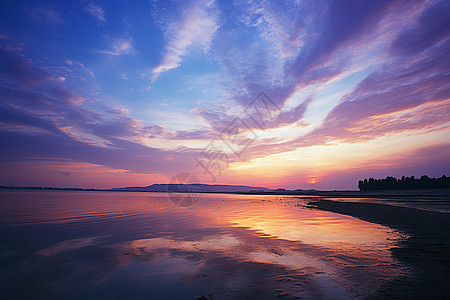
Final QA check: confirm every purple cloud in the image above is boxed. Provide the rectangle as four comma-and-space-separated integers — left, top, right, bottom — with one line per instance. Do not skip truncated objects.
0, 49, 54, 86
391, 1, 450, 55
0, 44, 199, 178
1, 0, 449, 189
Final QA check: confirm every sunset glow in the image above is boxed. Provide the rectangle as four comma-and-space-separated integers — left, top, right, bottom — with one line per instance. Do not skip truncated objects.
0, 0, 449, 189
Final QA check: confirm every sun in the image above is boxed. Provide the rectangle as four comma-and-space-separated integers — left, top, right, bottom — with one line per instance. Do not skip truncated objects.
308, 178, 316, 184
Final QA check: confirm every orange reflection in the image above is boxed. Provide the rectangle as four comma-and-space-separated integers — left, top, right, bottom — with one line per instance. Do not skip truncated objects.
1, 191, 408, 298
224, 198, 402, 250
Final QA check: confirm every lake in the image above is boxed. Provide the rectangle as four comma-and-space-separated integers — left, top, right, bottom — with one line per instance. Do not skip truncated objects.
0, 190, 408, 299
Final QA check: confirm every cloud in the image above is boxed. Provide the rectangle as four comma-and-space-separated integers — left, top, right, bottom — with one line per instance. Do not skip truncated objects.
2, 1, 450, 189
0, 35, 24, 52
248, 42, 449, 159
390, 1, 450, 55
303, 142, 450, 190
237, 0, 306, 59
201, 0, 450, 165
65, 60, 95, 78
85, 3, 106, 23
208, 0, 424, 121
198, 0, 441, 135
0, 105, 64, 135
0, 46, 197, 178
97, 37, 136, 56
0, 49, 55, 85
28, 6, 64, 25
151, 0, 220, 81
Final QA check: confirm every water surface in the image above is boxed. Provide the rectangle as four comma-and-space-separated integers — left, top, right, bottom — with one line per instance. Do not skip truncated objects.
0, 190, 408, 299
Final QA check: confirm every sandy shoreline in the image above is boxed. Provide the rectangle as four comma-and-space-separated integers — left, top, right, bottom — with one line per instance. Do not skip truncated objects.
308, 199, 450, 299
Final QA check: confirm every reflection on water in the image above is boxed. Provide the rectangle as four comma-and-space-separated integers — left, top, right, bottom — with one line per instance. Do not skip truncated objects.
316, 197, 450, 213
0, 191, 408, 299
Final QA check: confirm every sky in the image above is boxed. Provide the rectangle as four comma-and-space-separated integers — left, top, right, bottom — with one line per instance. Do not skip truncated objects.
0, 0, 449, 190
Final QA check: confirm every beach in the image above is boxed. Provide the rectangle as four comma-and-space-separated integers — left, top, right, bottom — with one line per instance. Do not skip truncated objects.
308, 198, 450, 299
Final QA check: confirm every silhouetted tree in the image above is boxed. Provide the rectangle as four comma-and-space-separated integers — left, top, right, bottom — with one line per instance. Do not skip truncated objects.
358, 175, 450, 190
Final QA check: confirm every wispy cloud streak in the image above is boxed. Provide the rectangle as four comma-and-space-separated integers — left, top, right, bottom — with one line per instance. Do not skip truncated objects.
28, 6, 64, 25
85, 2, 105, 24
96, 37, 135, 56
151, 0, 219, 81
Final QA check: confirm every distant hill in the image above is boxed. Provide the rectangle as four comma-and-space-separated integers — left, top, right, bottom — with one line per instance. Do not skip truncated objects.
111, 183, 272, 193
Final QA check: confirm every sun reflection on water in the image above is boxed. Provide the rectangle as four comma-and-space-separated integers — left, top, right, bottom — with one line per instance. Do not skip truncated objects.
0, 191, 409, 299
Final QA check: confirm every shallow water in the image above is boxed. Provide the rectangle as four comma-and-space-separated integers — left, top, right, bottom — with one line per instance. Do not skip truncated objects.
314, 197, 450, 213
0, 190, 408, 299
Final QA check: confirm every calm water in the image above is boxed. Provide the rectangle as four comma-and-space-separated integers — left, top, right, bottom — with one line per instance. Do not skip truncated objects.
0, 190, 408, 299
320, 197, 450, 213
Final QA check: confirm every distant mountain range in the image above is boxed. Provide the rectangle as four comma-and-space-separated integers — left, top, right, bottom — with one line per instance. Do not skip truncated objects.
111, 183, 272, 193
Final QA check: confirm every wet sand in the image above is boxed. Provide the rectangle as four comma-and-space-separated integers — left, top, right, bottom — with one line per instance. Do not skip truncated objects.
308, 199, 450, 299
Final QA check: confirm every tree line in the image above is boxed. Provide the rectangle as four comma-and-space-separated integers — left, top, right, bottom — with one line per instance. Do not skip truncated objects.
358, 175, 450, 190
